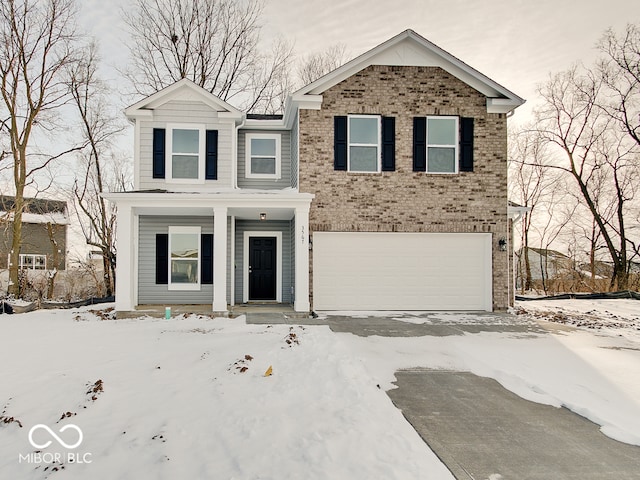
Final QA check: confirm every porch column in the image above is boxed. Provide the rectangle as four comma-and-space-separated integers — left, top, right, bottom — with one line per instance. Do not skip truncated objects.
212, 206, 228, 313
115, 203, 134, 311
294, 206, 310, 312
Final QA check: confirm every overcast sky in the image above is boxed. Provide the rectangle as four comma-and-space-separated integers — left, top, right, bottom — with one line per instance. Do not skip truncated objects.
79, 0, 636, 122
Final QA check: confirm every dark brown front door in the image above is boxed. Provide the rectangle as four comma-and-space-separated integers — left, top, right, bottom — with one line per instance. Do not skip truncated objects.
249, 237, 276, 301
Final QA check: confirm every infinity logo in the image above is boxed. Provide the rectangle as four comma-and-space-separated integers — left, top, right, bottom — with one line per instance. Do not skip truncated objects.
28, 424, 83, 450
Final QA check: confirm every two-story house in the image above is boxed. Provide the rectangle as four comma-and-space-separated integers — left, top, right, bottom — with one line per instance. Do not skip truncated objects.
105, 29, 524, 317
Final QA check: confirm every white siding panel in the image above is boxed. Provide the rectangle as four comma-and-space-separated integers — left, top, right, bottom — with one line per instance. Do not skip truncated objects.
313, 232, 492, 311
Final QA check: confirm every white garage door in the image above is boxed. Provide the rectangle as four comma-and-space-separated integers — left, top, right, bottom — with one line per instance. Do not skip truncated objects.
313, 232, 492, 311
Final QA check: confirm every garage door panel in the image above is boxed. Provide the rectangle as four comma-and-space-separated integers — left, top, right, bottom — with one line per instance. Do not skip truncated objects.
313, 232, 492, 311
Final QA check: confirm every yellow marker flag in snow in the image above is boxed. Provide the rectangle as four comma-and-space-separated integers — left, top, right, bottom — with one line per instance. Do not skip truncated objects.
264, 365, 273, 377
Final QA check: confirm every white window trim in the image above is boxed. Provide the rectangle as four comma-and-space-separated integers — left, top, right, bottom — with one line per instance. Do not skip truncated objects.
168, 226, 201, 291
243, 231, 283, 303
426, 116, 459, 175
245, 133, 281, 179
347, 114, 381, 173
166, 123, 206, 184
15, 253, 47, 270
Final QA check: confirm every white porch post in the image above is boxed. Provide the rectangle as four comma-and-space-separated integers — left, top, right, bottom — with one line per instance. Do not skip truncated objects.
294, 206, 310, 312
115, 203, 134, 311
213, 206, 228, 313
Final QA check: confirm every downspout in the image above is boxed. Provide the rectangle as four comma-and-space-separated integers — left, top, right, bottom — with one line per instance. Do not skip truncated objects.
229, 115, 245, 306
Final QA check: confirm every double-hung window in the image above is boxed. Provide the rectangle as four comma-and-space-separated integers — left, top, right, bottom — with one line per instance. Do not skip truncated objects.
426, 116, 458, 173
168, 226, 201, 290
245, 133, 281, 179
167, 124, 205, 182
348, 115, 381, 172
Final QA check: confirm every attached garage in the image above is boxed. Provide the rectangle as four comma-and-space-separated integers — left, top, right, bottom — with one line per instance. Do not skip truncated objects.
312, 232, 493, 311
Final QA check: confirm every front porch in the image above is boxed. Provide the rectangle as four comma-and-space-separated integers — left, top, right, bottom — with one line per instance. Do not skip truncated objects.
106, 191, 313, 316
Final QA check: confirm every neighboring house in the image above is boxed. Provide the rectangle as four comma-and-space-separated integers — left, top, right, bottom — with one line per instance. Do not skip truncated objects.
105, 29, 524, 316
515, 247, 573, 286
0, 196, 68, 271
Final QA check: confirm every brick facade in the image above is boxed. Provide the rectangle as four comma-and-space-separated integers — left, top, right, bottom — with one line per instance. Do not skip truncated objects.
298, 65, 510, 310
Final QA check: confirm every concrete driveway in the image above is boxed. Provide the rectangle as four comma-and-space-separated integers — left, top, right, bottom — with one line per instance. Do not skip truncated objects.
246, 311, 640, 479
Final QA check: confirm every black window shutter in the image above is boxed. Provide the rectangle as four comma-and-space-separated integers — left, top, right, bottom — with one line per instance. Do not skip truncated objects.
155, 234, 168, 284
205, 130, 218, 180
153, 128, 166, 179
334, 116, 347, 171
201, 234, 213, 284
459, 117, 474, 172
413, 117, 426, 172
381, 116, 395, 172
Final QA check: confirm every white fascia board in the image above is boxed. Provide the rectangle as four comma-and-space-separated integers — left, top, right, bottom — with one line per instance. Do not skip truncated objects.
242, 119, 286, 130
102, 191, 314, 207
289, 94, 323, 111
125, 108, 153, 121
487, 97, 526, 114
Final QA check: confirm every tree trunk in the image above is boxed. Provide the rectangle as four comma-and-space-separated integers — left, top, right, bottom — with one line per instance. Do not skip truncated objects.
8, 169, 26, 297
46, 223, 60, 299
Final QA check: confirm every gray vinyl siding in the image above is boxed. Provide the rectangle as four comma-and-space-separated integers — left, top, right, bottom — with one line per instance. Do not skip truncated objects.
139, 215, 233, 305
289, 219, 295, 303
234, 220, 293, 304
237, 130, 291, 189
138, 101, 234, 191
290, 112, 299, 189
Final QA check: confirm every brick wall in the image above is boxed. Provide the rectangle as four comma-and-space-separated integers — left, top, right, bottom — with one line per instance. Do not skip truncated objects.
298, 65, 510, 310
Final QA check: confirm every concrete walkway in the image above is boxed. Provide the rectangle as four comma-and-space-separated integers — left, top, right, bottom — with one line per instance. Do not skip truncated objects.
245, 311, 640, 479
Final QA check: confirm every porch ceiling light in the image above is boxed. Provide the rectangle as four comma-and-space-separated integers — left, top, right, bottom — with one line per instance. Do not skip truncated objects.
259, 212, 267, 221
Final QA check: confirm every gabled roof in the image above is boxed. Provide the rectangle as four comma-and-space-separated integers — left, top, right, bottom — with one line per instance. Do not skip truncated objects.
125, 78, 243, 121
290, 29, 525, 115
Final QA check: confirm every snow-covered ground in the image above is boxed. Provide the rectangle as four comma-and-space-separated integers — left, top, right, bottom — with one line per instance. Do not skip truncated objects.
0, 299, 639, 479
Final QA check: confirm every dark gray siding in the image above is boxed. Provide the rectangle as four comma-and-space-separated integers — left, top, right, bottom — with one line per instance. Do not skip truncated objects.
237, 130, 291, 189
234, 220, 293, 304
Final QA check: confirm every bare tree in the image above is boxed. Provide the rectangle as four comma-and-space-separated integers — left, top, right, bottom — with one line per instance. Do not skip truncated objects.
68, 44, 129, 297
122, 0, 294, 113
297, 43, 350, 86
598, 23, 640, 147
508, 127, 556, 292
535, 65, 638, 290
0, 0, 84, 296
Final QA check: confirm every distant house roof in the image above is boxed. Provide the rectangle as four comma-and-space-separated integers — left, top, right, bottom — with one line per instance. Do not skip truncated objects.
521, 247, 570, 259
0, 196, 67, 215
0, 195, 69, 225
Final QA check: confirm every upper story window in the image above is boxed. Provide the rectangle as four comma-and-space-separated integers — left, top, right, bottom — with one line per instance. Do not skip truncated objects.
168, 226, 201, 290
413, 116, 472, 174
348, 115, 380, 173
245, 133, 281, 179
426, 116, 458, 173
166, 124, 205, 182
